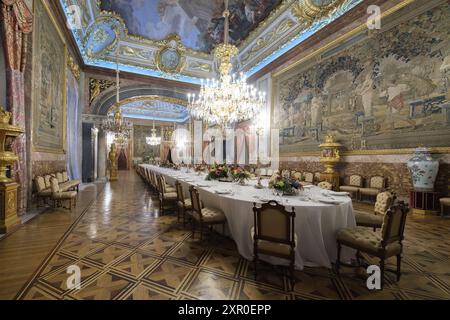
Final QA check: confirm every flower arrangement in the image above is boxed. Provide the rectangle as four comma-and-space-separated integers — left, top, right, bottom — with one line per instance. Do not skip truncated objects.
269, 173, 303, 195
194, 163, 207, 172
231, 167, 252, 184
205, 163, 229, 180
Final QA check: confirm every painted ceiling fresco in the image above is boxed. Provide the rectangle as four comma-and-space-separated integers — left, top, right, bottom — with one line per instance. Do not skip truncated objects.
119, 98, 190, 122
100, 0, 282, 53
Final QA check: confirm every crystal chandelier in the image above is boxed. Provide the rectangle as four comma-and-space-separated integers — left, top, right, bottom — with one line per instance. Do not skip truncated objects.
146, 121, 161, 146
187, 0, 266, 128
101, 55, 132, 146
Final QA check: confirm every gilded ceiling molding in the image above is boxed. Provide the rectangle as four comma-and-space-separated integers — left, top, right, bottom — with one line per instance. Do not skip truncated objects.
89, 78, 115, 104
291, 0, 346, 26
112, 95, 188, 113
155, 34, 186, 74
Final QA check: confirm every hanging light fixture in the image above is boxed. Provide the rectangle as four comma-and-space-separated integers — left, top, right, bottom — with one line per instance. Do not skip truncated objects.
187, 0, 266, 129
146, 120, 161, 146
101, 53, 132, 146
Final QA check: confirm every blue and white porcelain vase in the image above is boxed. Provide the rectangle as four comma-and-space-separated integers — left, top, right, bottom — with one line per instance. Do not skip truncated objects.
407, 147, 439, 191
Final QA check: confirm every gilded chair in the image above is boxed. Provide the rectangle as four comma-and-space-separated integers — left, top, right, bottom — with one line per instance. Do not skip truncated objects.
355, 192, 395, 231
161, 175, 177, 193
175, 181, 192, 226
359, 176, 385, 202
266, 168, 274, 176
318, 181, 333, 190
156, 175, 177, 215
252, 201, 297, 290
292, 171, 302, 181
339, 175, 363, 199
189, 186, 226, 240
34, 176, 52, 207
303, 172, 314, 185
50, 177, 77, 211
336, 201, 409, 288
58, 172, 80, 192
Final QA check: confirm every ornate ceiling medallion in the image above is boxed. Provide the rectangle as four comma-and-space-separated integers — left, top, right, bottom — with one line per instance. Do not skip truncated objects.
83, 15, 126, 58
292, 0, 346, 25
155, 34, 186, 74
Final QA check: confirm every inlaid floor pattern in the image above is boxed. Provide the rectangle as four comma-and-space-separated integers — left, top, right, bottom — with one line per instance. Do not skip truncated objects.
15, 172, 450, 300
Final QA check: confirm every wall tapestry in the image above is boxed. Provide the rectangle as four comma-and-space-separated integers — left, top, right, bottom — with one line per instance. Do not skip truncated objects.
32, 0, 66, 153
272, 2, 450, 155
133, 125, 161, 160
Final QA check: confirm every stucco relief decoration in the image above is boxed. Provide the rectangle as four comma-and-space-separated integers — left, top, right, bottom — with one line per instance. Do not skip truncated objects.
273, 3, 450, 154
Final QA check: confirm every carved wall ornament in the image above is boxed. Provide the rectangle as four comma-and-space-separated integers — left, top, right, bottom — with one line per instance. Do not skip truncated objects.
291, 0, 346, 25
89, 78, 116, 104
155, 34, 186, 74
67, 55, 81, 81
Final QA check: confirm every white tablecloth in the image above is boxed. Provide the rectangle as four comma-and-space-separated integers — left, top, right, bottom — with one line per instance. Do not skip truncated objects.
141, 164, 356, 269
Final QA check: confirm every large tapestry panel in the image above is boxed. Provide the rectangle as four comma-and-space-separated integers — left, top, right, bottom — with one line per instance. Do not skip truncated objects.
32, 0, 66, 153
273, 2, 450, 155
133, 125, 161, 160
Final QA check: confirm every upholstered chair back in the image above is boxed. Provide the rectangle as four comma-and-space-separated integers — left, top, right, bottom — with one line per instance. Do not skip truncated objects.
374, 191, 394, 215
44, 175, 52, 189
50, 177, 60, 194
56, 172, 64, 183
253, 201, 295, 244
175, 181, 185, 203
303, 172, 314, 183
62, 172, 69, 182
318, 181, 333, 190
381, 202, 408, 244
349, 175, 363, 187
266, 168, 274, 176
314, 172, 321, 183
189, 186, 202, 214
260, 168, 267, 176
369, 176, 385, 189
281, 169, 290, 178
35, 177, 46, 192
156, 175, 164, 194
292, 171, 302, 181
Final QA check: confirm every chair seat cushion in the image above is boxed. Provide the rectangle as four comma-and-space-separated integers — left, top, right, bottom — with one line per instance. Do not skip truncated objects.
178, 198, 192, 209
355, 212, 383, 228
165, 186, 176, 193
251, 227, 297, 256
193, 207, 226, 223
53, 191, 77, 200
339, 186, 360, 192
440, 198, 450, 205
163, 192, 178, 200
59, 180, 80, 191
359, 188, 380, 196
337, 226, 401, 256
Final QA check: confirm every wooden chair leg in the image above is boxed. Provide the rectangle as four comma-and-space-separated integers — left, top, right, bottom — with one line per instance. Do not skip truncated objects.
290, 257, 295, 291
192, 219, 195, 239
380, 258, 385, 289
396, 254, 402, 281
253, 250, 258, 281
336, 242, 342, 273
200, 221, 203, 241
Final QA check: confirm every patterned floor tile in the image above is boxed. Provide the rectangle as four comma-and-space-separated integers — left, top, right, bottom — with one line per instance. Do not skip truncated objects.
144, 260, 194, 291
183, 270, 237, 300
112, 252, 160, 277
69, 272, 133, 300
85, 244, 132, 266
124, 283, 176, 300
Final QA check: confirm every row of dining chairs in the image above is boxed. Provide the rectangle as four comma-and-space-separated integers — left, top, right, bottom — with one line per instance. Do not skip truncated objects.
136, 166, 408, 290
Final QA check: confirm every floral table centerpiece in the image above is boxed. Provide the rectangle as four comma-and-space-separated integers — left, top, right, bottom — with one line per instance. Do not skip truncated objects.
231, 167, 252, 185
269, 173, 303, 196
206, 163, 229, 181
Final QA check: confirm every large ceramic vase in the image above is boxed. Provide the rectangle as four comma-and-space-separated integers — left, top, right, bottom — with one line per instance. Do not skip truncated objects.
407, 147, 439, 191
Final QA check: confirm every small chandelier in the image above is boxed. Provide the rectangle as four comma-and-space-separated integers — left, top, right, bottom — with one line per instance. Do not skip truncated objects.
101, 54, 132, 146
187, 0, 266, 128
146, 121, 161, 146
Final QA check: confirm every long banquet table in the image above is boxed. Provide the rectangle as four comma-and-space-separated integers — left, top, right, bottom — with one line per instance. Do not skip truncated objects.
140, 164, 356, 269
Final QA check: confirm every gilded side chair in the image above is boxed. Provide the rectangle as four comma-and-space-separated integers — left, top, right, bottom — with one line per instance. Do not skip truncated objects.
175, 181, 192, 226
336, 201, 409, 288
189, 186, 226, 240
440, 197, 450, 217
314, 172, 321, 185
156, 175, 177, 215
50, 177, 77, 211
355, 191, 395, 231
34, 176, 52, 207
252, 201, 297, 290
302, 172, 314, 185
339, 175, 363, 200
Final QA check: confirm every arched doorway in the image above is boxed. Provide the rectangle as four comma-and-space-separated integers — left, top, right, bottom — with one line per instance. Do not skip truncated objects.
117, 147, 128, 170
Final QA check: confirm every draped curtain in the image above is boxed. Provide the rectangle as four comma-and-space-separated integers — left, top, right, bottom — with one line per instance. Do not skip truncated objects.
66, 69, 81, 180
0, 0, 32, 214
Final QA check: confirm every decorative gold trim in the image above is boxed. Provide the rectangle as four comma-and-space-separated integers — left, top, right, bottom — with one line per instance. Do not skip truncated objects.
280, 147, 450, 157
31, 0, 67, 155
291, 0, 346, 25
67, 55, 81, 81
